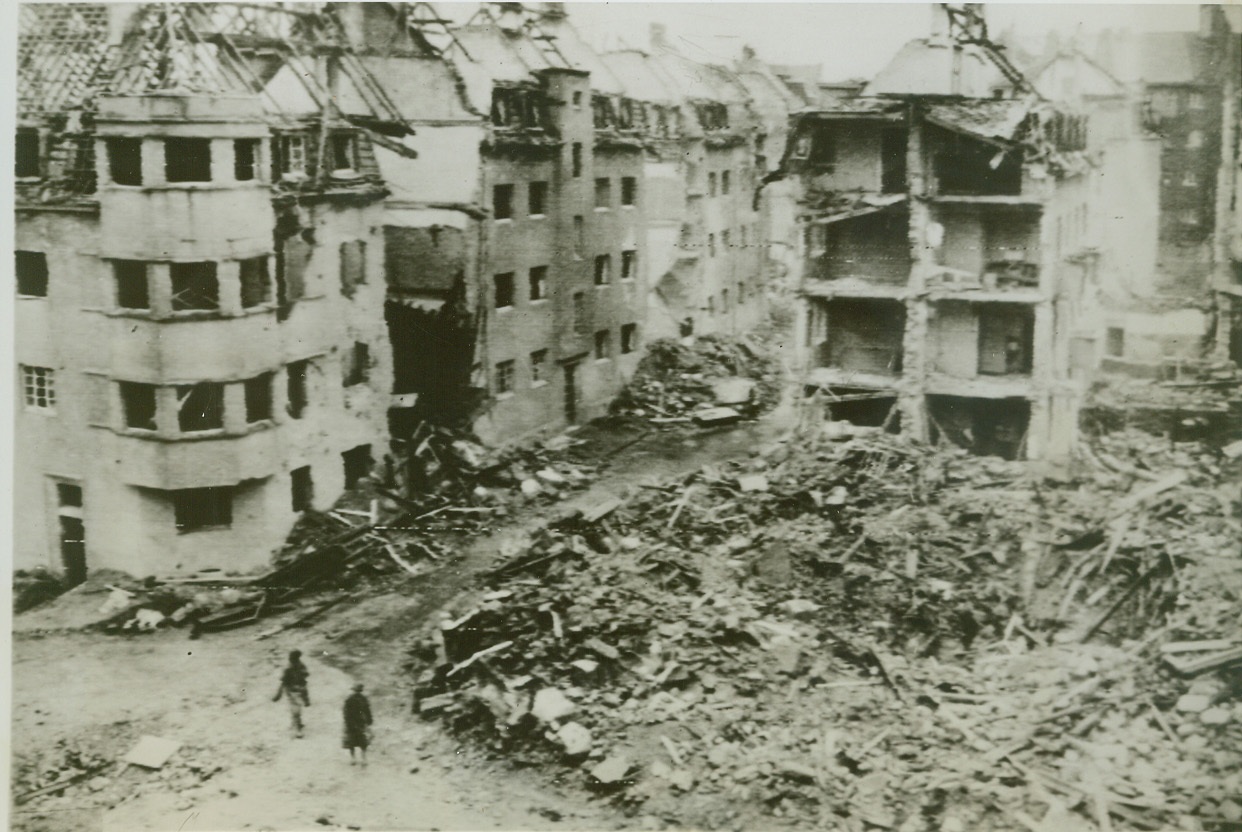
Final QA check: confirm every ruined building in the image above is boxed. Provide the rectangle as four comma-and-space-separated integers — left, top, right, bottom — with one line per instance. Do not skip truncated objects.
780, 6, 1127, 461
1211, 7, 1242, 366
15, 3, 406, 577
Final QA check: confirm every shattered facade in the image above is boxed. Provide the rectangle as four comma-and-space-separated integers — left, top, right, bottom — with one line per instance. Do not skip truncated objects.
782, 9, 1126, 461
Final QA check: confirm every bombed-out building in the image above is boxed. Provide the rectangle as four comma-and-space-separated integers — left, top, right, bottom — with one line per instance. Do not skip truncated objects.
14, 3, 408, 578
782, 8, 1118, 460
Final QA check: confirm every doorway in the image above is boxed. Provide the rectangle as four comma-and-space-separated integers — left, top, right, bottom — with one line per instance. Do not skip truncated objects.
55, 482, 86, 585
563, 361, 580, 424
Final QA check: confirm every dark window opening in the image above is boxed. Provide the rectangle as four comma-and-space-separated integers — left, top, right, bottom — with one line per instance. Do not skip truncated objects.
16, 129, 39, 178
934, 130, 1022, 196
174, 487, 233, 531
57, 483, 83, 508
244, 373, 273, 423
594, 177, 611, 209
621, 249, 636, 280
708, 172, 718, 197
572, 143, 583, 178
339, 240, 366, 299
240, 256, 271, 308
177, 382, 224, 432
573, 215, 585, 257
287, 360, 308, 418
813, 298, 906, 374
573, 291, 587, 334
722, 170, 731, 194
928, 396, 1030, 460
494, 272, 515, 308
594, 330, 611, 360
114, 260, 149, 309
343, 444, 372, 489
529, 181, 548, 216
531, 349, 548, 383
621, 323, 637, 354
621, 176, 637, 206
120, 382, 158, 431
495, 359, 515, 394
276, 134, 308, 178
330, 134, 357, 171
16, 251, 48, 297
493, 184, 514, 220
880, 128, 907, 193
977, 305, 1034, 376
291, 466, 313, 512
594, 254, 611, 285
234, 139, 259, 181
529, 266, 548, 301
164, 137, 212, 183
107, 138, 142, 186
343, 342, 370, 387
815, 386, 899, 431
170, 262, 219, 311
1106, 327, 1125, 358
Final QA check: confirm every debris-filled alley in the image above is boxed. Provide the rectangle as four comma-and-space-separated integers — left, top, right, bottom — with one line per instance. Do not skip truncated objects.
11, 2, 1242, 832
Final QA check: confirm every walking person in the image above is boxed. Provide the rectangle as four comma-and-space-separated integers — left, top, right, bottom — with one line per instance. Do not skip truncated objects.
272, 649, 311, 738
343, 682, 373, 766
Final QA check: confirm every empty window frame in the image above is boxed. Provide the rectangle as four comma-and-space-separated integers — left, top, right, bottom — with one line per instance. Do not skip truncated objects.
621, 249, 637, 280
114, 260, 149, 309
620, 323, 637, 354
572, 143, 583, 178
234, 139, 259, 181
170, 262, 219, 311
239, 256, 271, 308
164, 137, 212, 183
330, 133, 357, 172
621, 176, 637, 206
594, 177, 611, 209
343, 342, 370, 387
529, 181, 548, 216
244, 373, 274, 423
531, 348, 548, 384
287, 360, 309, 418
120, 382, 158, 430
278, 134, 308, 177
177, 382, 224, 432
573, 216, 585, 258
494, 272, 516, 308
721, 170, 731, 194
15, 129, 39, 178
594, 329, 611, 360
291, 466, 313, 512
493, 184, 514, 220
21, 365, 55, 410
107, 137, 142, 185
342, 444, 373, 489
15, 251, 48, 297
494, 359, 515, 394
594, 254, 611, 285
174, 487, 233, 531
339, 240, 366, 298
529, 266, 548, 301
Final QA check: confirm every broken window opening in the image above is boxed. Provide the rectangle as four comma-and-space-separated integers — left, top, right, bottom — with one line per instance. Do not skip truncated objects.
529, 181, 548, 216
165, 137, 212, 183
120, 381, 158, 431
170, 262, 219, 311
286, 360, 309, 418
621, 249, 636, 280
494, 272, 516, 308
493, 184, 514, 220
594, 177, 611, 209
530, 349, 548, 384
928, 395, 1030, 460
107, 138, 142, 186
621, 323, 637, 354
114, 260, 149, 309
330, 133, 358, 171
239, 256, 271, 308
173, 487, 233, 531
342, 444, 373, 489
817, 386, 899, 430
722, 170, 731, 194
814, 298, 906, 375
343, 342, 370, 387
594, 330, 611, 360
339, 240, 366, 299
244, 373, 274, 423
291, 466, 313, 512
594, 255, 611, 286
234, 139, 259, 181
277, 134, 308, 179
573, 216, 585, 258
22, 365, 56, 410
571, 143, 583, 178
16, 251, 49, 297
176, 382, 224, 432
529, 266, 548, 301
494, 359, 515, 394
621, 176, 637, 206
977, 305, 1034, 376
57, 482, 83, 508
16, 129, 40, 178
933, 130, 1021, 196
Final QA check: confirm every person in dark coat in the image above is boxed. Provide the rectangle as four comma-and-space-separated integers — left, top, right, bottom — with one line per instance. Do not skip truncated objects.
343, 682, 373, 766
273, 649, 311, 738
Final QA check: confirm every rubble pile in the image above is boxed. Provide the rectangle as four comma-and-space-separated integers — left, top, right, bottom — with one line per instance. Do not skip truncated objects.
1084, 363, 1242, 443
613, 334, 782, 424
405, 424, 1241, 830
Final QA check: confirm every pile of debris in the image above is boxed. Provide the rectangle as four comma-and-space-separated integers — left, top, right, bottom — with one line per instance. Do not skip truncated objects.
1085, 362, 1242, 443
405, 423, 1241, 830
613, 334, 782, 426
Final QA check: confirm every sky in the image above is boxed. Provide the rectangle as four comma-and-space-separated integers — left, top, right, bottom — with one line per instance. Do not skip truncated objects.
529, 3, 1203, 81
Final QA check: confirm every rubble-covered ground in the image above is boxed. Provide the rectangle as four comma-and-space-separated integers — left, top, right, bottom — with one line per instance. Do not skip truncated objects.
407, 422, 1242, 831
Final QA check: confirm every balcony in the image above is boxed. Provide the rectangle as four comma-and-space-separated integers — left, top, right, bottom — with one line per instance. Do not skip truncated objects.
108, 310, 281, 382
113, 423, 283, 490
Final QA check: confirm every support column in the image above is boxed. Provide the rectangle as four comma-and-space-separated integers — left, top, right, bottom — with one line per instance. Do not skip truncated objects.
901, 102, 933, 441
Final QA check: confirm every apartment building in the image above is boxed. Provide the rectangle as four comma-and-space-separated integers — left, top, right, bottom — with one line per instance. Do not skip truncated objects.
1211, 7, 1242, 365
15, 4, 399, 578
782, 12, 1108, 461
